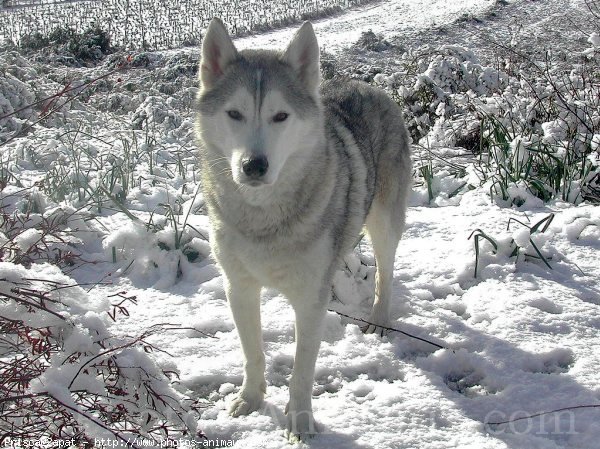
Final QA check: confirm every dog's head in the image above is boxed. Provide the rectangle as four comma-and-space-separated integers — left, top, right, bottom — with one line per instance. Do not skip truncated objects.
196, 18, 323, 192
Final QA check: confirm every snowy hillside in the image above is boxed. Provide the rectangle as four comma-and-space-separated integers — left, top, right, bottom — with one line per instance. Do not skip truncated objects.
1, 0, 599, 448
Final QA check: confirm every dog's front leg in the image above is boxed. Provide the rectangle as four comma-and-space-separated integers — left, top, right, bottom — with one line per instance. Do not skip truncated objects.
224, 273, 267, 417
286, 289, 328, 441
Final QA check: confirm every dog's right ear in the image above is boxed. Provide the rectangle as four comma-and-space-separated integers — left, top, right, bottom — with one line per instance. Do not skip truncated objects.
200, 18, 238, 89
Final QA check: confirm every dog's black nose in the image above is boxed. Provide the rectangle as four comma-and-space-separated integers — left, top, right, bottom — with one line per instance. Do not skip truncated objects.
241, 155, 269, 178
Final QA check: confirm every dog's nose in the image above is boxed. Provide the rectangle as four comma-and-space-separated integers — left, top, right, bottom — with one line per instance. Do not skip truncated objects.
241, 155, 269, 178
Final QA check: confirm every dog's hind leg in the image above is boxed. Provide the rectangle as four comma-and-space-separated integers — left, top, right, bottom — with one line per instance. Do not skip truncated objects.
224, 273, 267, 416
363, 194, 405, 335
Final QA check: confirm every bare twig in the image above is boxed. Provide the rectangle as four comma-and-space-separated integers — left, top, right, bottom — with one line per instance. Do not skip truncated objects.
0, 57, 130, 148
47, 393, 142, 449
329, 309, 450, 351
486, 404, 600, 426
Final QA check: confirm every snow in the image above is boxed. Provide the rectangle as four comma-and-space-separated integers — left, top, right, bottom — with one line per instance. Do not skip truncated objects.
1, 0, 600, 447
95, 172, 600, 449
233, 0, 493, 54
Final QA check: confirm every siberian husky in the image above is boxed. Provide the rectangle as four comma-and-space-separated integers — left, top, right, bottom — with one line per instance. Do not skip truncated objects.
195, 18, 411, 440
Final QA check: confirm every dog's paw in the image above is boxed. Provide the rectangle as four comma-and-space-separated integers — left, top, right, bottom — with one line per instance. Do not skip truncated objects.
285, 428, 317, 444
362, 316, 391, 336
361, 323, 390, 336
285, 405, 320, 442
229, 390, 264, 417
362, 308, 391, 336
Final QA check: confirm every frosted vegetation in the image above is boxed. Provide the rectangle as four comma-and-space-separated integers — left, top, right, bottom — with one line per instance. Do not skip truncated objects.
373, 40, 600, 207
0, 0, 374, 49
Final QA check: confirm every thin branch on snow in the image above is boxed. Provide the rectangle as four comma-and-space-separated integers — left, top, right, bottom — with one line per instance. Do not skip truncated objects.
486, 404, 600, 426
329, 309, 451, 351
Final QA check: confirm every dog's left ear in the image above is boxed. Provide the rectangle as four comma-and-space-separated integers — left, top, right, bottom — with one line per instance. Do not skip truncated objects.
282, 22, 320, 98
200, 18, 238, 90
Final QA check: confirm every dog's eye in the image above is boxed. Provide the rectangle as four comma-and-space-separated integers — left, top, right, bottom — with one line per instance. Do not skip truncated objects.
227, 110, 243, 121
273, 112, 289, 123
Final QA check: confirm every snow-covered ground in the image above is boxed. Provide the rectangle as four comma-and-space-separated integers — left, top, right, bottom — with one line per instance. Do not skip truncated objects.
233, 0, 494, 53
1, 0, 599, 448
107, 195, 600, 449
